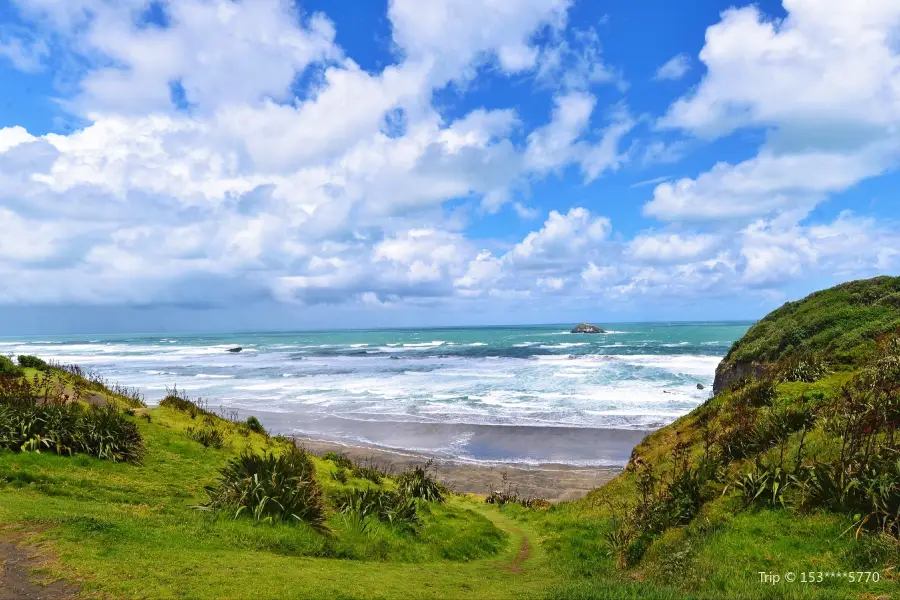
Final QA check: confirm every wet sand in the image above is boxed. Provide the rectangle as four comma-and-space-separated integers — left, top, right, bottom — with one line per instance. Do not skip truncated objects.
293, 436, 623, 502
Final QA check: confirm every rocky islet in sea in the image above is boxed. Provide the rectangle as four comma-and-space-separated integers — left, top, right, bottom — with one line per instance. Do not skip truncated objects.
570, 322, 607, 334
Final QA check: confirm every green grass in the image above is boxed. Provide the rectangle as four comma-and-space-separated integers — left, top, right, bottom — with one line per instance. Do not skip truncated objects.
0, 406, 559, 599
719, 276, 900, 371
1, 382, 896, 599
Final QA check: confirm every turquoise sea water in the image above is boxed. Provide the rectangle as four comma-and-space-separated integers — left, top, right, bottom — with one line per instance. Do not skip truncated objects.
0, 322, 751, 465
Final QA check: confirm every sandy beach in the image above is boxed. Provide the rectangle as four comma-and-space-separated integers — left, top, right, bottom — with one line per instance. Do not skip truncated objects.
294, 436, 623, 502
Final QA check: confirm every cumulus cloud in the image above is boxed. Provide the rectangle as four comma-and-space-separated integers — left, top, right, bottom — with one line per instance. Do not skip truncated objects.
627, 233, 720, 264
647, 0, 900, 230
654, 53, 689, 81
0, 0, 896, 319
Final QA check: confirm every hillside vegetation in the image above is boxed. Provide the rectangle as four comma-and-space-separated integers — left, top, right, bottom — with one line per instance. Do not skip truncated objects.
715, 276, 900, 392
1, 278, 899, 599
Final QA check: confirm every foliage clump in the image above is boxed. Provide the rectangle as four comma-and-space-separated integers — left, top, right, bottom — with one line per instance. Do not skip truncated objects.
0, 356, 23, 378
159, 386, 212, 418
332, 488, 420, 531
186, 424, 225, 449
323, 451, 354, 470
244, 415, 266, 435
485, 471, 548, 509
17, 355, 50, 371
201, 446, 325, 528
0, 375, 145, 463
719, 276, 900, 374
605, 443, 712, 567
396, 461, 446, 503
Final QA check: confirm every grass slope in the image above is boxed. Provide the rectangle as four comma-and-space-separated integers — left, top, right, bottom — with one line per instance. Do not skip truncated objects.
719, 276, 900, 371
1, 401, 556, 599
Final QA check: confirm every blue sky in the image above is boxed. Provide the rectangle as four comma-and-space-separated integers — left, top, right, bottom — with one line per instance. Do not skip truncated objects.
0, 0, 898, 334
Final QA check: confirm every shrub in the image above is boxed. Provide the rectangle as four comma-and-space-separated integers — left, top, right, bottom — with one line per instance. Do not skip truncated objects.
0, 398, 145, 463
330, 468, 348, 484
740, 378, 777, 408
245, 415, 266, 435
186, 425, 224, 449
352, 466, 383, 484
332, 488, 419, 531
200, 447, 325, 528
323, 452, 354, 470
0, 356, 23, 378
17, 355, 50, 371
396, 462, 445, 503
776, 351, 830, 383
729, 460, 793, 508
349, 457, 392, 484
158, 386, 211, 418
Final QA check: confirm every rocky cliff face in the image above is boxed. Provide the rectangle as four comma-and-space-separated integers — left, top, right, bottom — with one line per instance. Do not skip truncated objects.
712, 361, 769, 395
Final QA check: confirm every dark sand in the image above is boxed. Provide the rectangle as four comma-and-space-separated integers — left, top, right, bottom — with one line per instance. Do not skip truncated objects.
244, 409, 648, 502
294, 436, 623, 502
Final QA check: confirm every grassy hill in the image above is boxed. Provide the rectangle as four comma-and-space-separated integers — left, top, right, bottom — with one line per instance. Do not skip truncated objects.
715, 276, 900, 392
1, 277, 899, 599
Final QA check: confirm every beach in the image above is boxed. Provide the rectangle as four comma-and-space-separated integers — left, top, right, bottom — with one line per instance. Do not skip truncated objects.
0, 323, 745, 491
294, 436, 623, 502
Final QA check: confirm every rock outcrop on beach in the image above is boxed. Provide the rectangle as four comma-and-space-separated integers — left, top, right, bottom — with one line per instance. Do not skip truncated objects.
570, 323, 606, 334
227, 347, 242, 353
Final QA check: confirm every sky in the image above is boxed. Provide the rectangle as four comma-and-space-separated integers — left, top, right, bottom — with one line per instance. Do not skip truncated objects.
0, 0, 898, 334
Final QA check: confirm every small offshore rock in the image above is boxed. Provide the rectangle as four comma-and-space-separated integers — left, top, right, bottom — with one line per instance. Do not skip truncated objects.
227, 347, 243, 353
571, 322, 607, 334
696, 383, 705, 390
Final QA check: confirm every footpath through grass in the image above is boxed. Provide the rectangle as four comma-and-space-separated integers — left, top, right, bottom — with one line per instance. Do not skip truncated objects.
0, 405, 556, 600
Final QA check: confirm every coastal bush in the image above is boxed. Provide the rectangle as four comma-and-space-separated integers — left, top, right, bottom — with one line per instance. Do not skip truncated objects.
201, 447, 325, 528
17, 355, 50, 371
776, 351, 830, 383
739, 378, 777, 408
396, 462, 445, 503
186, 425, 225, 449
245, 415, 266, 435
719, 276, 900, 369
0, 392, 145, 463
729, 460, 794, 509
323, 451, 354, 470
350, 457, 392, 484
0, 356, 23, 377
332, 488, 420, 531
159, 386, 211, 418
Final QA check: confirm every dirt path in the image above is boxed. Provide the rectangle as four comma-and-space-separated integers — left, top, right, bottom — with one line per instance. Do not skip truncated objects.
0, 535, 78, 600
506, 535, 531, 573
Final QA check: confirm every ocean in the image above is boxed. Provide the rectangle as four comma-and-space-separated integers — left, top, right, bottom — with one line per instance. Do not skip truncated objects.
0, 322, 750, 466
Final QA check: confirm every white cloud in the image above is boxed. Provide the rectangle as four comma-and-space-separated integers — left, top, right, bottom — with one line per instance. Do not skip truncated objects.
0, 0, 895, 317
628, 233, 720, 264
0, 33, 48, 72
643, 147, 891, 222
59, 0, 340, 115
524, 91, 595, 172
388, 0, 571, 80
660, 2, 900, 138
525, 93, 634, 181
645, 0, 900, 224
654, 53, 689, 81
535, 25, 627, 91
